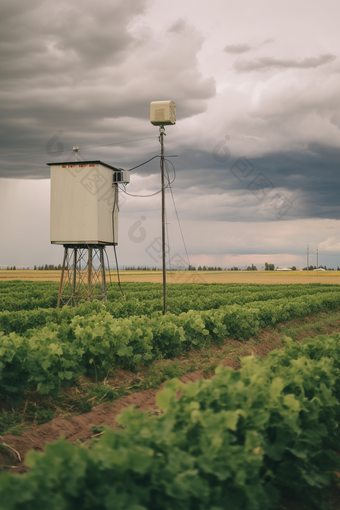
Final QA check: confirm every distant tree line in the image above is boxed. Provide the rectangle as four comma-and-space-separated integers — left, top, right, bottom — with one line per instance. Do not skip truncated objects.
302, 265, 334, 271
34, 265, 62, 270
123, 266, 158, 271
197, 266, 222, 271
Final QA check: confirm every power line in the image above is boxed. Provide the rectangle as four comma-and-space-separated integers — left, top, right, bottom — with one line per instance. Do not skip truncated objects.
127, 155, 160, 171
0, 136, 157, 158
127, 154, 178, 172
164, 159, 190, 268
121, 156, 190, 270
118, 158, 177, 198
309, 252, 340, 257
113, 245, 124, 297
118, 186, 163, 198
104, 247, 112, 287
164, 158, 176, 185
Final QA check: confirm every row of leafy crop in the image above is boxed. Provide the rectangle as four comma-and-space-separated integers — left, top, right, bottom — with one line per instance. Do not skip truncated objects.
1, 281, 338, 312
105, 282, 337, 302
3, 332, 340, 510
0, 281, 58, 311
2, 291, 340, 404
1, 285, 338, 334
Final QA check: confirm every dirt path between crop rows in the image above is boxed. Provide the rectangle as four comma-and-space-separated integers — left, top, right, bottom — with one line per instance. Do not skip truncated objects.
2, 337, 285, 473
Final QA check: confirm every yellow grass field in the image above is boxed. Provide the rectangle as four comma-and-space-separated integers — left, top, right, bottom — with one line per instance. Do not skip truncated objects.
1, 270, 340, 285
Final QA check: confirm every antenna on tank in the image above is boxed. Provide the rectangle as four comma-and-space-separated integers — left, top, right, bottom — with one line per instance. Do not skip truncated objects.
73, 146, 79, 161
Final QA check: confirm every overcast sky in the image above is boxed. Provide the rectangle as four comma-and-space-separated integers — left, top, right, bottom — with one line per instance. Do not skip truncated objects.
1, 0, 340, 269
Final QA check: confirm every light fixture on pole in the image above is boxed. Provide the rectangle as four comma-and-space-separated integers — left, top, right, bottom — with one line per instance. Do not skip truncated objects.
150, 101, 176, 315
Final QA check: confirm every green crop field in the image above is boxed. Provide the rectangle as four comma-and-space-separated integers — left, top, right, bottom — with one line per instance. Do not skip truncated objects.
2, 280, 340, 508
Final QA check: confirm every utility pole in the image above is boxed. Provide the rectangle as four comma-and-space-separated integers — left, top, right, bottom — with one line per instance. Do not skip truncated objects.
159, 126, 166, 315
317, 245, 318, 276
150, 100, 176, 314
307, 245, 309, 275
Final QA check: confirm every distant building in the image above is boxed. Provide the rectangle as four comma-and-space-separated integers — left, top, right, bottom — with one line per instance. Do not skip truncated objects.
275, 266, 303, 271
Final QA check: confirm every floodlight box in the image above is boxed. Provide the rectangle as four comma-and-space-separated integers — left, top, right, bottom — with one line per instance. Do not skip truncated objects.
150, 101, 176, 126
112, 169, 130, 183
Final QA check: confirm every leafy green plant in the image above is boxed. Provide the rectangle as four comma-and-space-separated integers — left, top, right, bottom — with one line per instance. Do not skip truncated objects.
2, 333, 340, 509
34, 409, 54, 425
1, 284, 340, 402
0, 412, 22, 435
87, 384, 119, 403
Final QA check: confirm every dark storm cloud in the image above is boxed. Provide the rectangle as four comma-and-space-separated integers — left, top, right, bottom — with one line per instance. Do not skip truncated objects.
161, 142, 340, 223
234, 53, 336, 72
0, 0, 215, 178
224, 44, 252, 54
0, 1, 142, 83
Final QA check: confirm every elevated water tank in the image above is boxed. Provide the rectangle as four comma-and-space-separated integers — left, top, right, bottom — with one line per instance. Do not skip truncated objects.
48, 160, 126, 245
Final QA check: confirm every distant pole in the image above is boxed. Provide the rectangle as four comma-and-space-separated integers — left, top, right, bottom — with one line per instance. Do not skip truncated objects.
159, 125, 167, 315
317, 245, 318, 276
307, 245, 309, 275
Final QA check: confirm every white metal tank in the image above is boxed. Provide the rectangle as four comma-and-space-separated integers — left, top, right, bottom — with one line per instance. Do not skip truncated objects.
48, 160, 124, 245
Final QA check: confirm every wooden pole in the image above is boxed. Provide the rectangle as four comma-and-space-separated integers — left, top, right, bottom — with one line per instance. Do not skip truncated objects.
160, 126, 166, 315
307, 245, 309, 275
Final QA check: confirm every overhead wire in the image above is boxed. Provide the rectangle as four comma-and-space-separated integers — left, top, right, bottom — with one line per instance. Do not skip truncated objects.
104, 247, 112, 287
113, 245, 124, 297
164, 157, 176, 184
162, 158, 172, 278
127, 154, 178, 172
119, 154, 190, 273
111, 183, 125, 297
309, 252, 340, 257
0, 136, 157, 158
127, 155, 160, 171
118, 186, 163, 198
164, 159, 190, 268
164, 196, 173, 287
117, 154, 177, 197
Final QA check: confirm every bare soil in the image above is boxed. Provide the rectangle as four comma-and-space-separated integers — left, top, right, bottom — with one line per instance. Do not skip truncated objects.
2, 310, 340, 474
2, 336, 283, 473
